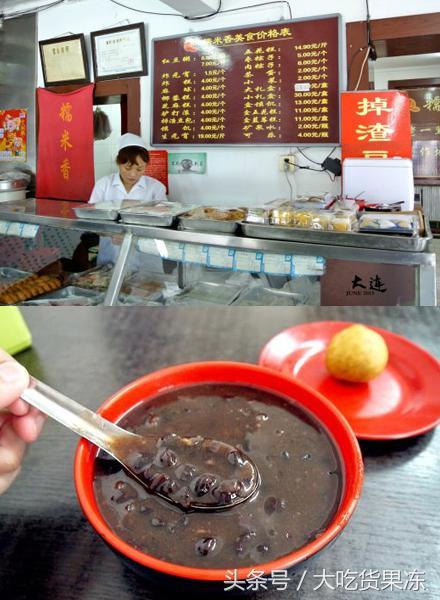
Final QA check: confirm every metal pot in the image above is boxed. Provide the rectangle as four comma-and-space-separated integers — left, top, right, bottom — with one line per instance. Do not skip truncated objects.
0, 189, 27, 202
0, 178, 28, 191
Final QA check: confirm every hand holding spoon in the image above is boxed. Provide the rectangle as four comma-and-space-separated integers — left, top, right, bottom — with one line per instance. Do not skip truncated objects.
20, 378, 260, 511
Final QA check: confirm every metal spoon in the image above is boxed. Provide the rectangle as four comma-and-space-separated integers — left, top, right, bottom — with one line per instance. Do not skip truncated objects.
20, 378, 260, 512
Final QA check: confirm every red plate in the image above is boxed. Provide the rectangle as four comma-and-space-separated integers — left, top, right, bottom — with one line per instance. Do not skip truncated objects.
259, 321, 440, 440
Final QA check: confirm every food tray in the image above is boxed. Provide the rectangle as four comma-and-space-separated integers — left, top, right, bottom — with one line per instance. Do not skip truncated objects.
178, 217, 240, 234
0, 267, 32, 284
178, 207, 246, 234
73, 206, 119, 221
120, 213, 175, 227
170, 281, 244, 305
21, 286, 103, 306
232, 286, 300, 306
358, 226, 415, 237
241, 222, 432, 252
117, 293, 163, 306
68, 265, 114, 291
121, 277, 165, 303
0, 179, 28, 192
119, 205, 189, 227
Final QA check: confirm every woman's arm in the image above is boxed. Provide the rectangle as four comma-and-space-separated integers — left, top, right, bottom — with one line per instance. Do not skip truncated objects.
88, 177, 106, 204
153, 181, 168, 203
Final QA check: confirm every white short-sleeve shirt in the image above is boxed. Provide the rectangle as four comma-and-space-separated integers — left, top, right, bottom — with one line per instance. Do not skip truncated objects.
89, 173, 167, 266
89, 173, 167, 205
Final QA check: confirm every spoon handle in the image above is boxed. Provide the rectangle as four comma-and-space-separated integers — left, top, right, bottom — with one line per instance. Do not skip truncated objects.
20, 377, 128, 455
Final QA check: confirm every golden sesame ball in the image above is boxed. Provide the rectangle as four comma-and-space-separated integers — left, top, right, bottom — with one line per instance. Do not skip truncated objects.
325, 324, 389, 383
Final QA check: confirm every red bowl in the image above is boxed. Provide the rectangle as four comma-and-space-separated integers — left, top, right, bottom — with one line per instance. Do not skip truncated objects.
74, 361, 363, 584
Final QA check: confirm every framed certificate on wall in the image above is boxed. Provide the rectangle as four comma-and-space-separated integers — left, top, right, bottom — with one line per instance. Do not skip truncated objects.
39, 34, 90, 86
91, 22, 148, 81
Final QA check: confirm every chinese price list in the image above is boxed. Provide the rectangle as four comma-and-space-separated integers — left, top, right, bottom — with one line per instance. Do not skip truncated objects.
153, 16, 340, 145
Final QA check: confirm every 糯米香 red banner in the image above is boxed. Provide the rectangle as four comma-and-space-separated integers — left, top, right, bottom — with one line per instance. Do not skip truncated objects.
36, 84, 94, 201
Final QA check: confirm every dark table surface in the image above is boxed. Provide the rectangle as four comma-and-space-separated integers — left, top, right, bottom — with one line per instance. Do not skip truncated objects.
0, 306, 439, 600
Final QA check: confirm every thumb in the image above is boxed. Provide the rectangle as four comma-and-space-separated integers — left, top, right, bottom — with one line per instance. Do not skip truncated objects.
0, 359, 29, 410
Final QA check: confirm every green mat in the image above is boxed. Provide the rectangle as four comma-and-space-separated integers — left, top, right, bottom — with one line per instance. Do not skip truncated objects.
0, 307, 32, 355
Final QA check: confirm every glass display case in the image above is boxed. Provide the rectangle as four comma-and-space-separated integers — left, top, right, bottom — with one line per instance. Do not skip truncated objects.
0, 198, 436, 306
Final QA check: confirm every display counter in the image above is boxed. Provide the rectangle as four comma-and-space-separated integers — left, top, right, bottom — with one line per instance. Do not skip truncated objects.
0, 198, 436, 306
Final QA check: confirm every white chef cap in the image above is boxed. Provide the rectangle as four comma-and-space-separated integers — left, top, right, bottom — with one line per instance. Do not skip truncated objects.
118, 133, 148, 151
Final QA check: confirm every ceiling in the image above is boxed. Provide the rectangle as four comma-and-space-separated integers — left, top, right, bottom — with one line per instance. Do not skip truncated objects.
1, 0, 219, 18
375, 34, 440, 59
2, 0, 61, 15
160, 0, 218, 17
373, 53, 440, 70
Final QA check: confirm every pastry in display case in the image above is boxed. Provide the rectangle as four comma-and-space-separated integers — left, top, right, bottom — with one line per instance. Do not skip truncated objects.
69, 264, 115, 292
178, 207, 247, 233
0, 274, 62, 304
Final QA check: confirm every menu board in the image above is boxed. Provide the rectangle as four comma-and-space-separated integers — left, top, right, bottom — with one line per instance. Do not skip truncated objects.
152, 15, 341, 146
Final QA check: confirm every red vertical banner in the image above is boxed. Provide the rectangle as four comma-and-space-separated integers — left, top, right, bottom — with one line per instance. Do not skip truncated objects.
36, 84, 94, 201
145, 150, 169, 194
341, 90, 412, 161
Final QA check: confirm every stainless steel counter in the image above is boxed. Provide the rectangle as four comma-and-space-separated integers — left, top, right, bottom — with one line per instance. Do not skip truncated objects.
0, 198, 437, 306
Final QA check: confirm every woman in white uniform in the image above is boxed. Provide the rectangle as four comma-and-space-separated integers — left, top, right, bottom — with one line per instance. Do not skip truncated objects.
89, 133, 167, 265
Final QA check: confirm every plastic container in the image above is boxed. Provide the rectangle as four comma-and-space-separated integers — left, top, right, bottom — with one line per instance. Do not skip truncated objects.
294, 210, 333, 230
359, 212, 417, 235
329, 210, 358, 232
270, 209, 296, 226
270, 209, 334, 230
245, 208, 271, 224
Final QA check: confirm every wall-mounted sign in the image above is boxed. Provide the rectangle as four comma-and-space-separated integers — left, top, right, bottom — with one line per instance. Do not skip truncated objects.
404, 88, 440, 180
0, 109, 27, 161
91, 22, 148, 81
152, 15, 341, 146
168, 152, 207, 174
39, 34, 90, 86
341, 90, 412, 161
